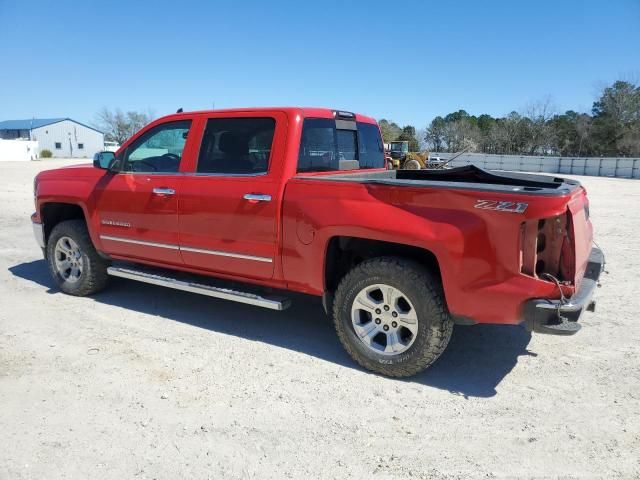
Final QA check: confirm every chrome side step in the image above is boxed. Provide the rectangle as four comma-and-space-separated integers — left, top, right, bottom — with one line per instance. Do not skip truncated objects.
107, 266, 290, 311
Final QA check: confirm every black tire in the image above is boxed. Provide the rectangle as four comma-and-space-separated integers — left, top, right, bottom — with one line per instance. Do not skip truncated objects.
333, 256, 453, 377
403, 159, 421, 170
46, 219, 109, 296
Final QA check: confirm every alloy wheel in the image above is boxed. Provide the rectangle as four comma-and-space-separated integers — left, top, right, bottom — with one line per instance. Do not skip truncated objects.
351, 283, 419, 355
54, 236, 84, 283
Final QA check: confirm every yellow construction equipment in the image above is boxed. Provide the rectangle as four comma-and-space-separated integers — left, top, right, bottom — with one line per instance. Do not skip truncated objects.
385, 141, 430, 169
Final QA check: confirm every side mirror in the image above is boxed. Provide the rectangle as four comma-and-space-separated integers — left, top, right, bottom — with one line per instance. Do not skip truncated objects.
93, 151, 117, 170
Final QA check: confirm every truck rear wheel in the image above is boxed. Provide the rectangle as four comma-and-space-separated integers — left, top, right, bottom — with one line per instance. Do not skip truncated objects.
46, 219, 109, 296
332, 257, 453, 377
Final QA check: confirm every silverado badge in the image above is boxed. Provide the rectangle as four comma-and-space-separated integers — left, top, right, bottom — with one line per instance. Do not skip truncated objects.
101, 219, 131, 228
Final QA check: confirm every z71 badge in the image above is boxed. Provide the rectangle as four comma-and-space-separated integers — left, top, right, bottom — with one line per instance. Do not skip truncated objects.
474, 199, 528, 213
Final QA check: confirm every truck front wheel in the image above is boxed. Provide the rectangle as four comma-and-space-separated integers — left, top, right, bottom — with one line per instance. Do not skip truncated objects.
403, 159, 421, 170
46, 219, 109, 296
332, 257, 453, 377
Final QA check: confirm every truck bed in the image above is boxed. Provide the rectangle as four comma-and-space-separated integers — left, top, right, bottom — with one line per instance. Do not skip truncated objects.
297, 165, 580, 196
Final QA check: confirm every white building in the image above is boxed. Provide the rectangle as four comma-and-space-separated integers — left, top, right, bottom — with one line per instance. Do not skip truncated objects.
0, 118, 104, 158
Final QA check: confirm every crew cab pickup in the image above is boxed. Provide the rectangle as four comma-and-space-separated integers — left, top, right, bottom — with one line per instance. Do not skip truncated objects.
31, 108, 604, 377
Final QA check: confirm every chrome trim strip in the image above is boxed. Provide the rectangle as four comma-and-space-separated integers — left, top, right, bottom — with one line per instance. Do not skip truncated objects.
107, 266, 289, 310
113, 172, 268, 177
32, 222, 45, 249
181, 246, 273, 263
116, 172, 182, 176
100, 235, 180, 250
100, 235, 273, 263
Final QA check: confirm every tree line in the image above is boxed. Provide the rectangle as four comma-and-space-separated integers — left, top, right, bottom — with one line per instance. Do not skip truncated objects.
380, 79, 640, 157
93, 108, 154, 145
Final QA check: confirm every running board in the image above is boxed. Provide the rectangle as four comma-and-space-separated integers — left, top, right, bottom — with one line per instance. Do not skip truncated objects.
107, 266, 290, 311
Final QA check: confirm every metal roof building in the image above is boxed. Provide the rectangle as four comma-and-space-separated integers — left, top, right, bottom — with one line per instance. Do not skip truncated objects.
0, 118, 104, 158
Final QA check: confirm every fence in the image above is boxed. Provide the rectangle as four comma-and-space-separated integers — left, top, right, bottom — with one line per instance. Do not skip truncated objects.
433, 153, 640, 179
0, 139, 39, 162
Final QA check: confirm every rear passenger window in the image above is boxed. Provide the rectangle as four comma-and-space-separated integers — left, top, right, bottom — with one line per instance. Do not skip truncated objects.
197, 117, 275, 174
297, 119, 384, 172
297, 119, 336, 172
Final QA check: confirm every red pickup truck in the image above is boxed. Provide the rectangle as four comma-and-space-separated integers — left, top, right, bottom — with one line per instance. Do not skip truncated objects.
31, 108, 604, 377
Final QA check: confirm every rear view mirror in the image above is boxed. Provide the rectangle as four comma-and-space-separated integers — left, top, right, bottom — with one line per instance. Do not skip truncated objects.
93, 151, 117, 170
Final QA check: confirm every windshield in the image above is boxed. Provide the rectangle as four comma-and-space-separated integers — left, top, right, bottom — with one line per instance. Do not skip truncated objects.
390, 142, 408, 153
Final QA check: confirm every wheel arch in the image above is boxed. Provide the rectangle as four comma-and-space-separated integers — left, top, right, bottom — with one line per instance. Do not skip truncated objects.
323, 236, 444, 312
40, 202, 88, 245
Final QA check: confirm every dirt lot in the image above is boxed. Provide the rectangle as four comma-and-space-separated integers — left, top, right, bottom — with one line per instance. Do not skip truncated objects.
1, 159, 639, 479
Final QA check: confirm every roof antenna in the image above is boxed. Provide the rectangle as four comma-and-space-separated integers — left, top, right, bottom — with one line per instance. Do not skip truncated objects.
176, 108, 183, 113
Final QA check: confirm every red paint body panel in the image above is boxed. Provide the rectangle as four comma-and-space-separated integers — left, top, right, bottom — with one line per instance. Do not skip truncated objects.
177, 111, 289, 280
95, 173, 183, 264
179, 175, 280, 278
280, 178, 588, 324
33, 107, 594, 326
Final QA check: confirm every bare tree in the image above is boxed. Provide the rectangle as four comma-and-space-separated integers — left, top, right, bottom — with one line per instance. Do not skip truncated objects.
442, 119, 479, 152
93, 107, 155, 144
522, 97, 557, 154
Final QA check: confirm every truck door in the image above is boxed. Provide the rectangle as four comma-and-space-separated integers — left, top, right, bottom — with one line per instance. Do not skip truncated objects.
94, 119, 195, 265
178, 113, 287, 280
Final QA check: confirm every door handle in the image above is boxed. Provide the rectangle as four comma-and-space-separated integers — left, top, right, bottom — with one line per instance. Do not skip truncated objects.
243, 193, 272, 203
152, 187, 176, 196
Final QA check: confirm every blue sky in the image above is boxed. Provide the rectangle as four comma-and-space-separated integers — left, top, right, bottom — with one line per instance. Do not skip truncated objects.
0, 0, 638, 128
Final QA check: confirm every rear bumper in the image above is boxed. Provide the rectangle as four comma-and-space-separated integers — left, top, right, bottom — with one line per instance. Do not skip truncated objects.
522, 246, 604, 335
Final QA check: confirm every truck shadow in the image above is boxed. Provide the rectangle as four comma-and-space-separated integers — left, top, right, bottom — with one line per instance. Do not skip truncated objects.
9, 259, 534, 398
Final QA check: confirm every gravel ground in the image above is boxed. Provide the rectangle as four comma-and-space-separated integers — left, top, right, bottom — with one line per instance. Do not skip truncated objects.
1, 159, 639, 479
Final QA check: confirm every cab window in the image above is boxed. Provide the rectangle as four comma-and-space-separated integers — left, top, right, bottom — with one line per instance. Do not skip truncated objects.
297, 119, 335, 172
357, 122, 385, 168
197, 117, 275, 174
297, 119, 384, 172
122, 120, 191, 173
